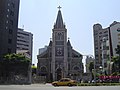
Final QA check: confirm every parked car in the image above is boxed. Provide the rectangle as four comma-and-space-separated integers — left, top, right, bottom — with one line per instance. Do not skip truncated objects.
52, 78, 77, 86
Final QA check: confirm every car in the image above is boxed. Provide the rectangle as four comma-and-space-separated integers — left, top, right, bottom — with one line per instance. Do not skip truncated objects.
52, 78, 77, 86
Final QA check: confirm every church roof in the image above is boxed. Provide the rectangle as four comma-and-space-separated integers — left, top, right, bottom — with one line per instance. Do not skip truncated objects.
54, 7, 65, 29
72, 49, 83, 58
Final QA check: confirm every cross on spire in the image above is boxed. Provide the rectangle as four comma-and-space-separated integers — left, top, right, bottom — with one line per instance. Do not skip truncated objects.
68, 37, 70, 40
57, 6, 62, 10
50, 38, 52, 41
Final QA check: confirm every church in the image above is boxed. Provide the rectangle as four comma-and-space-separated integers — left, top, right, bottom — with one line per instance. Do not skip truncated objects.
37, 7, 83, 82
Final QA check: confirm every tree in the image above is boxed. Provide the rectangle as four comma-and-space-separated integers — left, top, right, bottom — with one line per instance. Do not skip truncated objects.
111, 56, 119, 73
4, 53, 31, 63
115, 45, 120, 73
115, 45, 120, 55
89, 61, 94, 80
89, 61, 94, 72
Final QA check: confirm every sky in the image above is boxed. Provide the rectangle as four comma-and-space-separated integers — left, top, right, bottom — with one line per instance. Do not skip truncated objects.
18, 0, 120, 67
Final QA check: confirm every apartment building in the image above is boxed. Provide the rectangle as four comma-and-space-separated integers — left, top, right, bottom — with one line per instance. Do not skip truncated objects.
93, 21, 120, 74
17, 28, 33, 60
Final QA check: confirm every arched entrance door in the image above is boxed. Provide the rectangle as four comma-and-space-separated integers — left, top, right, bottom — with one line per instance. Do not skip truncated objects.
56, 68, 62, 80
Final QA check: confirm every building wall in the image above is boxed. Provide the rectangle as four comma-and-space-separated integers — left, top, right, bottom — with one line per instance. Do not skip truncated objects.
17, 28, 33, 60
110, 22, 120, 56
0, 0, 20, 60
39, 46, 47, 55
37, 46, 83, 82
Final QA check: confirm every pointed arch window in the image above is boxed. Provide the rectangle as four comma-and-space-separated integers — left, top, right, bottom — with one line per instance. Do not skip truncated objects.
55, 32, 64, 40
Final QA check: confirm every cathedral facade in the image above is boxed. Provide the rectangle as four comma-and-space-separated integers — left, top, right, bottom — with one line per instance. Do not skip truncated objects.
37, 8, 83, 82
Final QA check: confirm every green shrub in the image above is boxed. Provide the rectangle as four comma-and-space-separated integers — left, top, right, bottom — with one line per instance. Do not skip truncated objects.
77, 82, 120, 86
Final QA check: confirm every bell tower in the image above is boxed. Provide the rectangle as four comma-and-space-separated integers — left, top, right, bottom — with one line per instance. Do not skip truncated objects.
51, 6, 68, 80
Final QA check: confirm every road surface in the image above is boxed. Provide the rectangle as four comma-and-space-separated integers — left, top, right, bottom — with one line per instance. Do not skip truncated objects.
0, 83, 120, 90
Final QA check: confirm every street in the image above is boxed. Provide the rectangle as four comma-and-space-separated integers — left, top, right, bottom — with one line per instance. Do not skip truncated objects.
0, 84, 120, 90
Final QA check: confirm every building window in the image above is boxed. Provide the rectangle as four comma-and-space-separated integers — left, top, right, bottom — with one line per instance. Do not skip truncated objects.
8, 3, 10, 6
104, 63, 107, 67
7, 9, 10, 12
9, 29, 13, 34
68, 64, 70, 70
104, 31, 108, 33
10, 20, 13, 25
8, 48, 11, 53
6, 20, 8, 24
99, 32, 102, 34
10, 10, 14, 16
6, 27, 8, 29
8, 39, 12, 44
11, 3, 15, 8
18, 32, 29, 36
55, 41, 64, 45
7, 15, 9, 18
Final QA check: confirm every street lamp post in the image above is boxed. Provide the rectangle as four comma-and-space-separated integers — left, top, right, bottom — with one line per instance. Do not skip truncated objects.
99, 66, 103, 75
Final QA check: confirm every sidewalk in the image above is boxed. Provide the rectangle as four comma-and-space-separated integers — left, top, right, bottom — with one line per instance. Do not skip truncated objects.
31, 83, 53, 87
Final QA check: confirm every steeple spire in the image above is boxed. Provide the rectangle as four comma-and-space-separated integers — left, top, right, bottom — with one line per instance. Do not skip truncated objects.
67, 38, 72, 46
54, 6, 65, 29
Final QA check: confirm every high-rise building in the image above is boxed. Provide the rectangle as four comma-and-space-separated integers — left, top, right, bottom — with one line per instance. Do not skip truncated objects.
93, 21, 120, 74
93, 24, 109, 70
17, 28, 33, 60
0, 0, 20, 60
